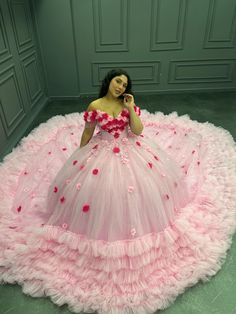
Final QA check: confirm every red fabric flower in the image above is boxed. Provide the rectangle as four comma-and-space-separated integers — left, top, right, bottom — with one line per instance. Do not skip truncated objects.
54, 186, 58, 193
92, 144, 98, 149
154, 155, 159, 161
136, 141, 141, 146
60, 196, 65, 203
82, 204, 90, 212
92, 168, 99, 175
62, 147, 67, 151
148, 162, 153, 169
113, 147, 120, 153
80, 165, 85, 170
73, 160, 78, 165
114, 133, 119, 138
17, 206, 22, 213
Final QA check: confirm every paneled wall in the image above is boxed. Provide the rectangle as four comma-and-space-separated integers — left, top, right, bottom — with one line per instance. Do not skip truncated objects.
33, 0, 236, 97
0, 0, 47, 159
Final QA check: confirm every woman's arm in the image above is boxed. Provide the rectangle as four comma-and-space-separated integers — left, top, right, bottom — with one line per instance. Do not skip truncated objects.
79, 103, 97, 148
123, 94, 143, 135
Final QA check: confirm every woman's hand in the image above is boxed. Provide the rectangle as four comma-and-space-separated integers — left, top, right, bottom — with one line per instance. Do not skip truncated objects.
123, 93, 134, 109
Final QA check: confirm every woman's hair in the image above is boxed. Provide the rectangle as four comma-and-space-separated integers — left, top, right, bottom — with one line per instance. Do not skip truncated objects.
99, 69, 132, 98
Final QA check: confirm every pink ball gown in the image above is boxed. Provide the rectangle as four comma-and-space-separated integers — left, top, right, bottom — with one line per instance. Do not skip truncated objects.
0, 105, 235, 314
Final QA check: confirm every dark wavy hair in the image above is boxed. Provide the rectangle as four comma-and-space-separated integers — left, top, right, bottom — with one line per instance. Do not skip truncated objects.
99, 69, 132, 98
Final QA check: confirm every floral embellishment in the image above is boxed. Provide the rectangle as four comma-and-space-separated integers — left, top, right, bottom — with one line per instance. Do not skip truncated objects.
48, 151, 52, 155
92, 168, 99, 175
131, 228, 136, 237
17, 206, 22, 213
192, 150, 195, 154
197, 161, 200, 165
62, 223, 68, 229
114, 133, 119, 139
60, 196, 65, 203
80, 165, 85, 170
76, 183, 81, 190
54, 186, 58, 193
24, 171, 28, 175
148, 162, 153, 169
136, 141, 141, 146
128, 186, 134, 193
62, 147, 67, 151
73, 160, 78, 165
92, 144, 98, 149
154, 155, 159, 161
174, 131, 177, 134
82, 204, 90, 212
164, 194, 170, 200
113, 147, 120, 154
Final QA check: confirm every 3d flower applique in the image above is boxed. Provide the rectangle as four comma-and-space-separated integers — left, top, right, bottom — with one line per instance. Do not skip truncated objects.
80, 165, 85, 170
192, 150, 196, 154
73, 160, 78, 165
62, 223, 68, 229
54, 186, 58, 193
131, 228, 136, 237
16, 206, 22, 213
136, 141, 141, 146
76, 182, 81, 190
60, 196, 65, 203
154, 155, 159, 161
128, 186, 134, 193
113, 147, 120, 154
92, 168, 99, 175
82, 204, 90, 212
62, 147, 67, 151
114, 133, 120, 139
92, 144, 98, 149
164, 194, 170, 200
31, 193, 36, 198
161, 173, 166, 177
23, 171, 28, 175
148, 162, 153, 169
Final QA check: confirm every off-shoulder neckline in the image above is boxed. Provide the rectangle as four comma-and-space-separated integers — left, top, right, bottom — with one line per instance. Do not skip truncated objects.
92, 108, 128, 119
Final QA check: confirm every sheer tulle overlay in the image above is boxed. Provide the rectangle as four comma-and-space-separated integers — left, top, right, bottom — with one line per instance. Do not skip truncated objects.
0, 108, 235, 314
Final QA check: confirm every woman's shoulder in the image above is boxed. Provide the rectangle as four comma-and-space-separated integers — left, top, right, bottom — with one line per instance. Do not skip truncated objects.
86, 98, 103, 112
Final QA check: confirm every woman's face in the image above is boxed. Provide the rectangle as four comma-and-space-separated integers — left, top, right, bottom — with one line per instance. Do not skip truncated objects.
108, 75, 128, 98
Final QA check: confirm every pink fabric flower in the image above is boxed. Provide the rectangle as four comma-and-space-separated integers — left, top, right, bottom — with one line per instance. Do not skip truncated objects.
113, 147, 120, 153
131, 228, 136, 236
76, 183, 81, 190
60, 196, 65, 203
80, 165, 85, 170
92, 168, 99, 175
62, 223, 68, 229
82, 204, 90, 212
128, 186, 134, 193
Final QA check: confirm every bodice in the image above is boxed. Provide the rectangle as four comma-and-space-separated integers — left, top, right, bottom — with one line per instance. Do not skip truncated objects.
83, 105, 141, 139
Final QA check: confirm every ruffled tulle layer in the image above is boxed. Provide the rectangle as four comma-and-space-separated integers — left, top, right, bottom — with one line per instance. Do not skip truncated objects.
0, 110, 236, 313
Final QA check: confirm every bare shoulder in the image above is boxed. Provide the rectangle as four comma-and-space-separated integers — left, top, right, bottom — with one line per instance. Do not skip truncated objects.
86, 98, 103, 111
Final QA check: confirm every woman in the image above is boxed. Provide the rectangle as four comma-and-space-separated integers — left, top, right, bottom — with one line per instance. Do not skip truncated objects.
0, 69, 235, 313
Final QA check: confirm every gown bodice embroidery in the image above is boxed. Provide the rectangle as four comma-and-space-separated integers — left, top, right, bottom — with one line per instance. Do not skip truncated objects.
83, 105, 141, 139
